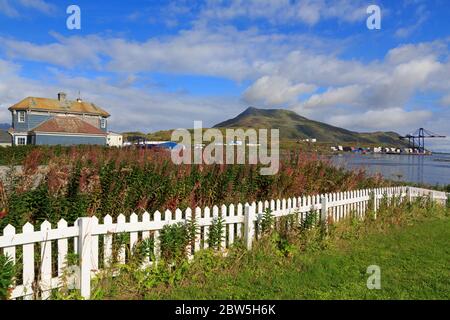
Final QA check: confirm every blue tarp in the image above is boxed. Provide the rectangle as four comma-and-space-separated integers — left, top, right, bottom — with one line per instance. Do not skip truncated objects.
143, 142, 179, 150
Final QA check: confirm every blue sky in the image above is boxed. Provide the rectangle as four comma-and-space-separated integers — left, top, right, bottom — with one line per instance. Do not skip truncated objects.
1, 0, 450, 151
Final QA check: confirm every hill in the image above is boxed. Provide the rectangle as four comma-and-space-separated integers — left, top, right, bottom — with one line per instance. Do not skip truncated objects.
213, 107, 406, 146
0, 123, 11, 131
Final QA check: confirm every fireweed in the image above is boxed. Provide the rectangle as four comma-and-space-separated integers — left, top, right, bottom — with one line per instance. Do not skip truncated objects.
0, 146, 387, 229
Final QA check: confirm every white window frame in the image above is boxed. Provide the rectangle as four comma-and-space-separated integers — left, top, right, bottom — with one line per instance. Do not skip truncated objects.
100, 118, 106, 129
18, 111, 26, 123
16, 136, 27, 145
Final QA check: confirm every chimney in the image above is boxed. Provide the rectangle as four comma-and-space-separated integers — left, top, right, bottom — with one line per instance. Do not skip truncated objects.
58, 92, 67, 101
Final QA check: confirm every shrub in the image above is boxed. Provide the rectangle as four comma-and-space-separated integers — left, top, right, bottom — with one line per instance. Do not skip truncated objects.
0, 146, 388, 230
159, 222, 192, 263
259, 208, 274, 234
208, 216, 225, 250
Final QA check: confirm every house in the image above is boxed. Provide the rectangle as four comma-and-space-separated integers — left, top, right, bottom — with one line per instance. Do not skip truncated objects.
8, 92, 109, 146
107, 132, 123, 147
0, 130, 12, 147
301, 138, 317, 143
373, 147, 382, 153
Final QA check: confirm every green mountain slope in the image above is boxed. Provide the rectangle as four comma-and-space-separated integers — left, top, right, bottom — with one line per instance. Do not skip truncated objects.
214, 107, 406, 146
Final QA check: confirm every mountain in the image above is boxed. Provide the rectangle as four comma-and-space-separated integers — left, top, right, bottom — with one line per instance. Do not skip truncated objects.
213, 107, 406, 146
0, 123, 11, 131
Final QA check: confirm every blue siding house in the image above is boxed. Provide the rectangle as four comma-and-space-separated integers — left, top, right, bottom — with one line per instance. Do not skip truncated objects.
8, 92, 110, 146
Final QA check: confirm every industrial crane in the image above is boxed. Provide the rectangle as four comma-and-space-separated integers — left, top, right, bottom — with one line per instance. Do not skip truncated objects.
400, 128, 446, 154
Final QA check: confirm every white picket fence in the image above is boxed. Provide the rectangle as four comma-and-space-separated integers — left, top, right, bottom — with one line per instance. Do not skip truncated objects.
0, 186, 447, 300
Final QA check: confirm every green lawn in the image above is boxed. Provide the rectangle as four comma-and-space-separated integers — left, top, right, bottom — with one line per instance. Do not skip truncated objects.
147, 217, 450, 300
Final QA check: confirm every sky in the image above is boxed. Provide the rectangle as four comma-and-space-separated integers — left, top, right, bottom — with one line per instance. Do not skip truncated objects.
0, 0, 450, 151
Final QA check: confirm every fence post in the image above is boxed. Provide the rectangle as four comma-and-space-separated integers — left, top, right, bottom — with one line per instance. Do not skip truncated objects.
320, 196, 328, 233
244, 203, 255, 250
371, 191, 377, 219
78, 217, 93, 300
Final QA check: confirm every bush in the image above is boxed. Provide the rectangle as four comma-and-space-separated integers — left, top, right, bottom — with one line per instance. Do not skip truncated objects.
208, 216, 225, 250
159, 222, 193, 263
259, 208, 274, 234
0, 146, 388, 230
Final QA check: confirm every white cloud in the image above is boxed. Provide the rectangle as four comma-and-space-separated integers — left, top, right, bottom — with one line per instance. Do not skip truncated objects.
2, 34, 103, 69
0, 0, 18, 17
18, 0, 55, 14
200, 0, 368, 26
395, 4, 429, 38
0, 59, 242, 132
295, 54, 443, 111
0, 0, 55, 17
243, 76, 316, 106
328, 108, 432, 131
385, 41, 446, 65
441, 94, 450, 106
300, 85, 364, 109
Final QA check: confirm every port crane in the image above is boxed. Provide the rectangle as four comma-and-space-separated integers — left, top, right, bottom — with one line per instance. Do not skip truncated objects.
400, 128, 446, 153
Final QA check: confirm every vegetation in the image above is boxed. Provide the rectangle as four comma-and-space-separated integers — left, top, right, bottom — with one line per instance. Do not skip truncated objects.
0, 145, 112, 166
0, 146, 387, 230
0, 253, 15, 300
84, 195, 449, 300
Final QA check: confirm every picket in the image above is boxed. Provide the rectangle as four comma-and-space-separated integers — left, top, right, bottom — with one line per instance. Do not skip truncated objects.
185, 207, 193, 258
228, 204, 235, 247
40, 220, 52, 300
103, 215, 113, 267
129, 213, 138, 252
194, 207, 201, 252
3, 225, 15, 264
220, 205, 227, 249
244, 203, 255, 250
154, 210, 162, 261
91, 216, 99, 272
236, 203, 243, 239
22, 222, 35, 300
73, 218, 79, 255
203, 207, 210, 249
57, 219, 68, 277
78, 217, 92, 299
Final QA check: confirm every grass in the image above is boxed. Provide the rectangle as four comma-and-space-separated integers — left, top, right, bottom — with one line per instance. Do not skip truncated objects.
149, 218, 450, 300
88, 199, 449, 300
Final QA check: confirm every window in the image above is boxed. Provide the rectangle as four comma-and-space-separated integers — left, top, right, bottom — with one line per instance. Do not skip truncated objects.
18, 111, 25, 123
100, 118, 106, 129
16, 137, 26, 145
